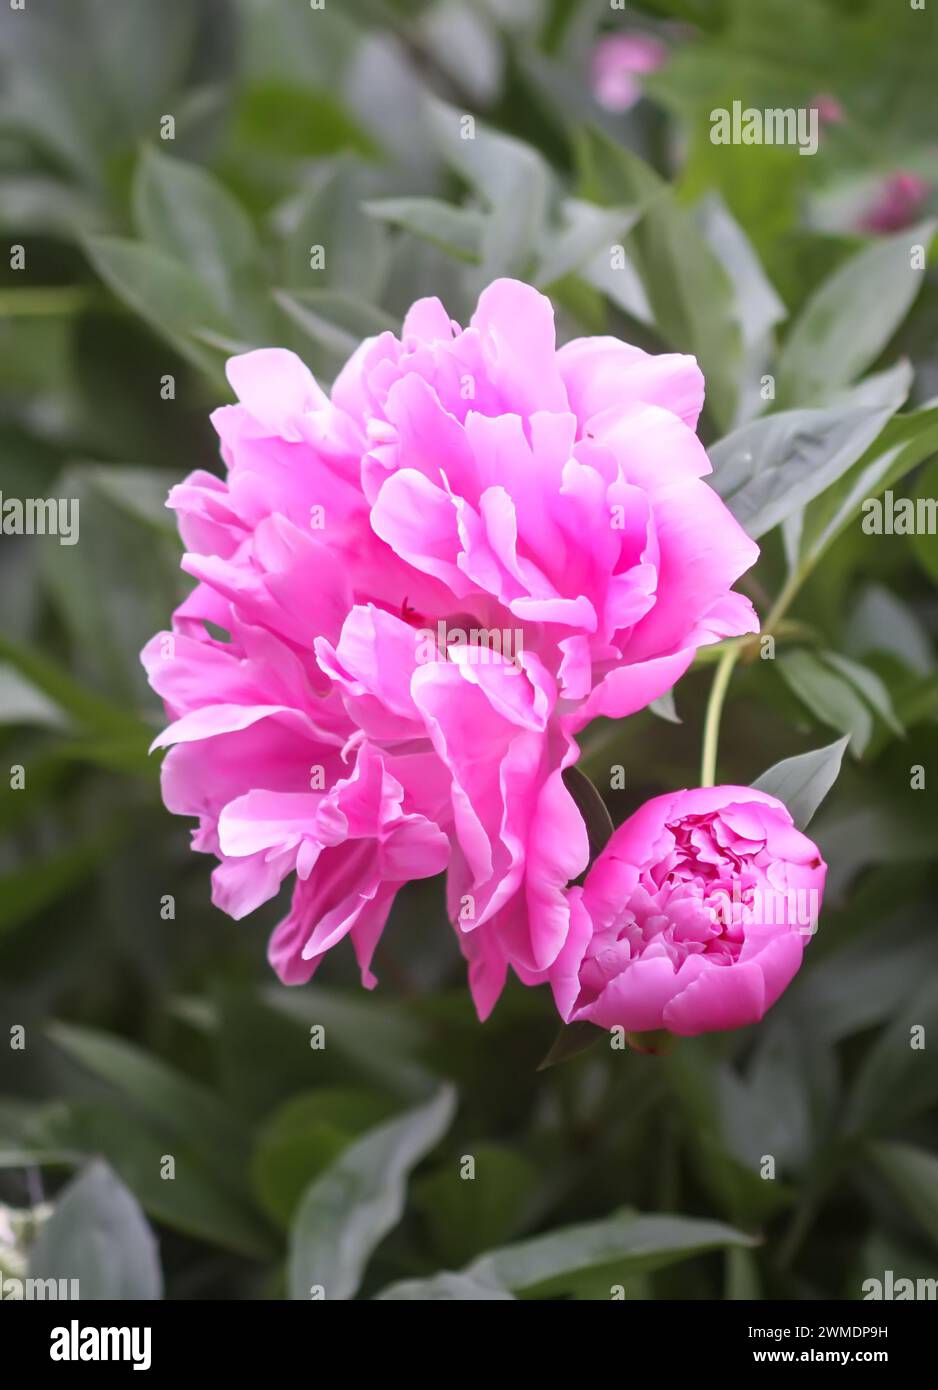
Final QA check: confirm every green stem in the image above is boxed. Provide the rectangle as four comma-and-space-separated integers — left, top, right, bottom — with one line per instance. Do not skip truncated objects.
700, 639, 742, 788
0, 287, 92, 317
760, 565, 807, 640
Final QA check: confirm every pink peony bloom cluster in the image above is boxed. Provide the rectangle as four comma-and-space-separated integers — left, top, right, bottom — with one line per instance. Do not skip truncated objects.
590, 33, 668, 113
143, 277, 782, 1034
548, 788, 826, 1037
858, 171, 931, 234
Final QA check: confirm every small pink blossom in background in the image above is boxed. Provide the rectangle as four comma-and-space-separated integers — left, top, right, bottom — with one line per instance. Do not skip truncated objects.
858, 171, 930, 234
810, 93, 844, 127
142, 279, 758, 1015
546, 787, 826, 1037
590, 32, 667, 112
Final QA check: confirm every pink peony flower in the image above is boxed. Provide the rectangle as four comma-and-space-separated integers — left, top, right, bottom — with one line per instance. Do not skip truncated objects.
547, 787, 825, 1037
142, 279, 758, 1006
590, 33, 667, 113
810, 93, 844, 127
858, 171, 930, 234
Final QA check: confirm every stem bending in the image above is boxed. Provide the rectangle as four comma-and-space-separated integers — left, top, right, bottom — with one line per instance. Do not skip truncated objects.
700, 640, 742, 788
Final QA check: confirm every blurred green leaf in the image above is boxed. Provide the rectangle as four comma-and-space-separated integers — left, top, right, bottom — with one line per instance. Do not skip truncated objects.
37, 462, 186, 705
265, 985, 433, 1101
535, 200, 641, 292
462, 1211, 756, 1299
29, 1159, 162, 1300
27, 1101, 274, 1260
83, 236, 232, 383
821, 651, 904, 737
796, 405, 938, 570
277, 163, 391, 299
649, 690, 681, 724
777, 649, 873, 756
866, 1141, 938, 1254
133, 147, 259, 313
776, 222, 936, 408
426, 96, 551, 283
537, 1020, 605, 1072
376, 1271, 515, 1299
0, 631, 145, 736
0, 829, 124, 940
251, 1088, 398, 1229
911, 455, 938, 582
576, 126, 741, 432
364, 197, 483, 264
288, 1084, 456, 1301
0, 664, 71, 730
235, 81, 380, 160
48, 1022, 250, 1170
77, 465, 178, 536
845, 980, 938, 1135
275, 289, 396, 369
413, 1142, 537, 1266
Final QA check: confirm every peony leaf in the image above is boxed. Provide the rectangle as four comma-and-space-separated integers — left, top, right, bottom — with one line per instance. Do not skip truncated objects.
288, 1084, 456, 1300
426, 96, 551, 283
777, 650, 873, 755
751, 735, 849, 829
865, 1142, 938, 1253
82, 235, 232, 384
537, 1020, 606, 1072
363, 197, 484, 264
821, 651, 904, 737
576, 126, 741, 432
796, 405, 938, 569
29, 1159, 163, 1300
776, 221, 936, 407
463, 1212, 757, 1298
709, 365, 910, 540
133, 147, 258, 310
251, 1088, 398, 1229
562, 765, 614, 863
377, 1272, 516, 1300
845, 979, 938, 1135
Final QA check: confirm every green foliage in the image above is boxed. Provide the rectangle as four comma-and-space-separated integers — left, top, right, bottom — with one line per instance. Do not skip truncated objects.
1, 0, 936, 1303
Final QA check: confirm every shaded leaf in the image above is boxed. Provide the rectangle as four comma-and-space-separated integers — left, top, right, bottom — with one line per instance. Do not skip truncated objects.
845, 980, 938, 1135
777, 650, 873, 755
29, 1159, 162, 1300
866, 1141, 938, 1253
133, 147, 258, 310
709, 368, 909, 540
776, 221, 935, 407
562, 765, 614, 863
377, 1271, 515, 1300
464, 1211, 756, 1298
537, 1021, 605, 1072
82, 235, 231, 382
288, 1084, 456, 1300
751, 736, 849, 829
364, 197, 483, 264
251, 1088, 398, 1228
